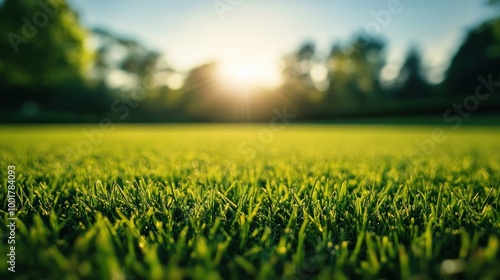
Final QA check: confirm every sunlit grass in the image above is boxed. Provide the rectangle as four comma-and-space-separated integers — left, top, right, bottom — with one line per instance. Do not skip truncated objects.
0, 125, 499, 279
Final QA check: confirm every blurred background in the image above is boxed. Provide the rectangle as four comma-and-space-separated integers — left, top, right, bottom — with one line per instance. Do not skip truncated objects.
0, 0, 499, 123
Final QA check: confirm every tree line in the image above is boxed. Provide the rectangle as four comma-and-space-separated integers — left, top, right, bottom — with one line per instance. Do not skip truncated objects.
0, 0, 499, 122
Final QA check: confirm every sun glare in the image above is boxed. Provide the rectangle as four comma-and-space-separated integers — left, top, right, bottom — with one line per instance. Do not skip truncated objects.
217, 58, 282, 94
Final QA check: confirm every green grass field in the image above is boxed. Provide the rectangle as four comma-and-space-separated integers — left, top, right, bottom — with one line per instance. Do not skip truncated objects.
1, 125, 499, 280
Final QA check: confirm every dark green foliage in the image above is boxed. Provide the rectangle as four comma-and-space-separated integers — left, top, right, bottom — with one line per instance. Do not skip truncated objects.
445, 19, 500, 97
0, 0, 90, 87
392, 47, 432, 99
0, 0, 114, 116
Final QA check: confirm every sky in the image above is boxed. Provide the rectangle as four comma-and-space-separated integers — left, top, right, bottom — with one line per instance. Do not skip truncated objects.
70, 0, 496, 85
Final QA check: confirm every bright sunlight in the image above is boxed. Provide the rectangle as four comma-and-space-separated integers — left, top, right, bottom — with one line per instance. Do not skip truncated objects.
216, 57, 282, 94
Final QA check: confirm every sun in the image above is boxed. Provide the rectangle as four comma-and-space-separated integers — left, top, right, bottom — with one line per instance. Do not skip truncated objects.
221, 64, 257, 86
216, 58, 282, 95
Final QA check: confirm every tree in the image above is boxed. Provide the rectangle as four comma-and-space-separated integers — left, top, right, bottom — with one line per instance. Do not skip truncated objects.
0, 0, 93, 115
281, 42, 317, 88
178, 63, 221, 121
326, 36, 386, 110
445, 19, 500, 96
489, 0, 500, 6
326, 44, 357, 108
0, 0, 91, 88
279, 42, 321, 116
392, 46, 431, 99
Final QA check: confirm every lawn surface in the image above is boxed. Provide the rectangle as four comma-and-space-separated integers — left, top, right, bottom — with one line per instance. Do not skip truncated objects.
1, 125, 499, 279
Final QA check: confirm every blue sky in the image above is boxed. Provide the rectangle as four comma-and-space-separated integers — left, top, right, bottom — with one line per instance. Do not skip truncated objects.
70, 0, 495, 83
